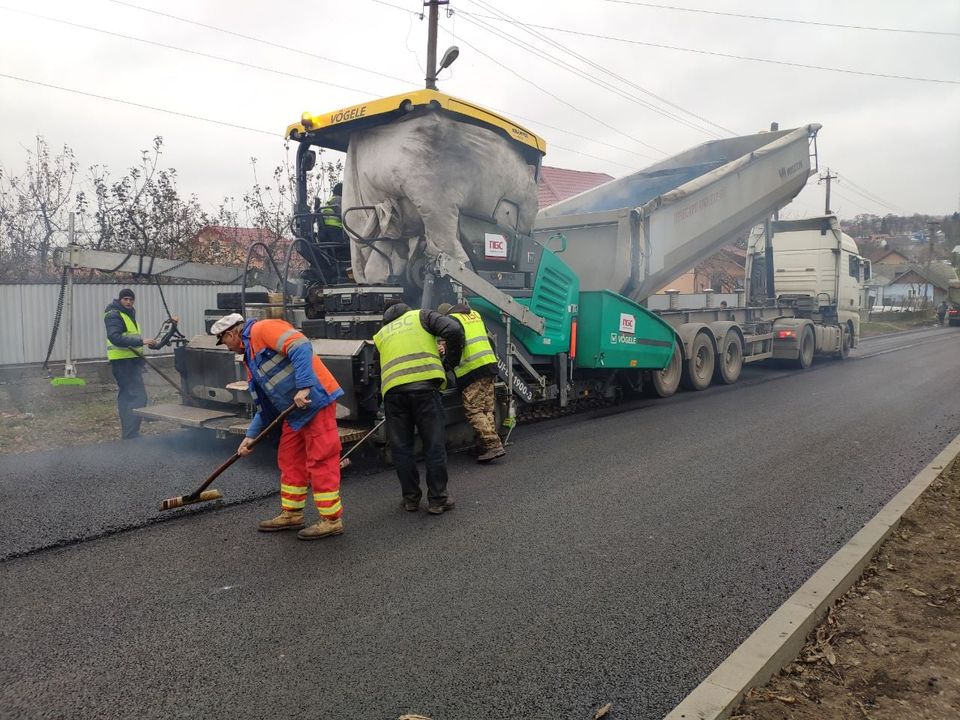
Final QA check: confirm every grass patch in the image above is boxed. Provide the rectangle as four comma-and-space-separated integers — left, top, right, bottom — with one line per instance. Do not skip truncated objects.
861, 313, 937, 337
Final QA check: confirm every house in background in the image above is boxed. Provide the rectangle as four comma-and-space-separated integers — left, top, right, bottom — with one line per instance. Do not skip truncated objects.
537, 166, 614, 208
655, 246, 746, 293
875, 263, 957, 306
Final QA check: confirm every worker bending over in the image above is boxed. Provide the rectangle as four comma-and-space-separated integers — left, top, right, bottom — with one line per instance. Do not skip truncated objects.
439, 302, 505, 463
373, 302, 464, 514
211, 313, 345, 540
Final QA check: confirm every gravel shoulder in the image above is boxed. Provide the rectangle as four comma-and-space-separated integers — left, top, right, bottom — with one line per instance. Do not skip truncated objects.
733, 453, 960, 719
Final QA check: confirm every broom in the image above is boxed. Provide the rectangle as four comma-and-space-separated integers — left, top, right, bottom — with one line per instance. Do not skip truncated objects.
159, 403, 296, 511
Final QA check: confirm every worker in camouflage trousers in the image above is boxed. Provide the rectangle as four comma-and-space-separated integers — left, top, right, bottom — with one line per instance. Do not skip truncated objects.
439, 302, 506, 463
211, 313, 346, 540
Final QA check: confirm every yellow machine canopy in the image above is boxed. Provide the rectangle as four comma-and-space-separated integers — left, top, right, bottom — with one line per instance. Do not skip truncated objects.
286, 89, 546, 166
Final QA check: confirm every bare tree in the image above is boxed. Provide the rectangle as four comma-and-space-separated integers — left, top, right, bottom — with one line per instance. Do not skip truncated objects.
87, 137, 212, 262
0, 137, 79, 280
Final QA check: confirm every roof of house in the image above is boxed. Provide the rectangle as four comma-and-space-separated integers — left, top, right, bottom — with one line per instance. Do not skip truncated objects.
890, 263, 958, 290
872, 248, 912, 264
196, 226, 284, 245
538, 166, 614, 208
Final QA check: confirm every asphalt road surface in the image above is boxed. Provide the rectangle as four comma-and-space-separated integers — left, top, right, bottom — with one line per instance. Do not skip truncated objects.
2, 326, 959, 720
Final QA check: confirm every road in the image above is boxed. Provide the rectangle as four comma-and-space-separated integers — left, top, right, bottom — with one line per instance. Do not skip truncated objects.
2, 326, 958, 720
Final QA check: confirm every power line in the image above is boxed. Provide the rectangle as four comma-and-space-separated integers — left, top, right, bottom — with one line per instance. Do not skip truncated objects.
491, 107, 658, 162
462, 0, 733, 137
464, 15, 960, 85
445, 24, 667, 155
598, 0, 960, 38
4, 5, 657, 172
0, 6, 389, 98
104, 0, 416, 85
837, 174, 904, 214
375, 1, 673, 154
453, 10, 678, 146
0, 71, 281, 137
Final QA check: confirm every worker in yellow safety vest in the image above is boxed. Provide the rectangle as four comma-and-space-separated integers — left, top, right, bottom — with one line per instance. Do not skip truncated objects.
373, 302, 464, 514
103, 288, 156, 439
319, 182, 343, 241
439, 302, 506, 463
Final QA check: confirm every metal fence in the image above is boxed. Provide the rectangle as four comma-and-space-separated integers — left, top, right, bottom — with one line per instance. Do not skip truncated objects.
0, 283, 255, 366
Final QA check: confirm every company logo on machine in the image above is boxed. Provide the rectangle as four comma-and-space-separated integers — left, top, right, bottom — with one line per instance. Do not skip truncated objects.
485, 233, 508, 260
619, 313, 636, 335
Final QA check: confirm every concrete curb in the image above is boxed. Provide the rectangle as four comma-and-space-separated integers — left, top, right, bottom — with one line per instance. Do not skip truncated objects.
663, 431, 960, 720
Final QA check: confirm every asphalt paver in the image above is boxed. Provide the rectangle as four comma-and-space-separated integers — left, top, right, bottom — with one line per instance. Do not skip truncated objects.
2, 327, 959, 719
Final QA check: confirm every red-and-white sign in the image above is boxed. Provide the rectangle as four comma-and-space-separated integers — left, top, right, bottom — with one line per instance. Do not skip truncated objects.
484, 233, 508, 260
619, 312, 636, 334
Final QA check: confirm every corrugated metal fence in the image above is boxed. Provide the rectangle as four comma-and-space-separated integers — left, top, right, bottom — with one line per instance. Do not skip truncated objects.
0, 283, 257, 365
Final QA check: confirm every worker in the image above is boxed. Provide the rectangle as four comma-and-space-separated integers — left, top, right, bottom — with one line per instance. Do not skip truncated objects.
439, 302, 505, 463
373, 302, 464, 514
104, 288, 157, 440
319, 182, 343, 243
210, 312, 346, 540
937, 300, 948, 325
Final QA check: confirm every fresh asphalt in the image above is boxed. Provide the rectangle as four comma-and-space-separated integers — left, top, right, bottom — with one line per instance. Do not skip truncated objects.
2, 326, 958, 719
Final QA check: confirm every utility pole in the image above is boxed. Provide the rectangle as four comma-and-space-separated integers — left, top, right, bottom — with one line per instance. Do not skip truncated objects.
424, 0, 450, 90
819, 168, 838, 215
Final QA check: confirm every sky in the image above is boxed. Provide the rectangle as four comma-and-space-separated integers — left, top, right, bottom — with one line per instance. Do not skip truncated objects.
1, 0, 958, 222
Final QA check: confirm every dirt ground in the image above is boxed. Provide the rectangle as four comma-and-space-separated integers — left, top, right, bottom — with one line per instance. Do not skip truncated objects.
733, 455, 960, 720
0, 384, 179, 454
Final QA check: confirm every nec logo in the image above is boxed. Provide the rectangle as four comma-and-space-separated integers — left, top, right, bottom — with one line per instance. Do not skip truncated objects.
619, 313, 636, 334
484, 233, 508, 260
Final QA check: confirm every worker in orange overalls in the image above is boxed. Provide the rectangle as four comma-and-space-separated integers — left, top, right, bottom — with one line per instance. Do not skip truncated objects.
211, 313, 345, 540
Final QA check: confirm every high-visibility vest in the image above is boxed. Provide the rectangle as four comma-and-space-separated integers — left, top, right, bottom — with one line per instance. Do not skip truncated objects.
373, 310, 446, 395
321, 195, 342, 229
451, 311, 497, 379
105, 309, 144, 360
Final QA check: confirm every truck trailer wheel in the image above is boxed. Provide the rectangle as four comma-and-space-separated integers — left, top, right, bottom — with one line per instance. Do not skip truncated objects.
648, 341, 682, 398
714, 332, 743, 385
681, 332, 715, 391
793, 326, 815, 369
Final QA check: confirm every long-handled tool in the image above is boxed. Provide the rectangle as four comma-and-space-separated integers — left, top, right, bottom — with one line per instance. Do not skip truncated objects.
159, 403, 296, 511
338, 418, 385, 469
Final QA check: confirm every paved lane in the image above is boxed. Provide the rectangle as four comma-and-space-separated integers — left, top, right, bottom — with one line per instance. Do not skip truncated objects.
2, 327, 959, 719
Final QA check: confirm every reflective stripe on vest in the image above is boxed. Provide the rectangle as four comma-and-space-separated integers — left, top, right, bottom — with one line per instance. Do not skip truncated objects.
373, 310, 446, 395
105, 310, 143, 360
451, 311, 497, 378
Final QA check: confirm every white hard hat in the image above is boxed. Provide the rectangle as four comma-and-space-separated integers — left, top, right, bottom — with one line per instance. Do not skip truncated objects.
210, 313, 245, 343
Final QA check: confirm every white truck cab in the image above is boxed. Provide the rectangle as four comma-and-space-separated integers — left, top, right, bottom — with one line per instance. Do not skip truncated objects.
748, 215, 869, 347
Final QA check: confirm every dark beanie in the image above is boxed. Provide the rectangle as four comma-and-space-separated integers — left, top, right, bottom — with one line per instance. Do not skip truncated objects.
118, 288, 135, 300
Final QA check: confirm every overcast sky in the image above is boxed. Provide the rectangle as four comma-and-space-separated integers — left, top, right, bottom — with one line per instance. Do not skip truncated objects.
1, 0, 958, 222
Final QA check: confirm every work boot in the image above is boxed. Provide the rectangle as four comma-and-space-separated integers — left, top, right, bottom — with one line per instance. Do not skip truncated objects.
401, 499, 420, 512
297, 517, 345, 540
257, 510, 305, 532
426, 498, 455, 515
477, 447, 506, 463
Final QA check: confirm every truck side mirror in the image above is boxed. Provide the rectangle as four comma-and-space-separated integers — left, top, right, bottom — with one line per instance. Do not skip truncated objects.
863, 260, 871, 281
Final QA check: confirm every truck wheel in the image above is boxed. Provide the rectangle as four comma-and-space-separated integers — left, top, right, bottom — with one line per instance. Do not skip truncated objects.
835, 325, 851, 360
714, 332, 743, 385
681, 332, 715, 391
793, 326, 815, 369
649, 341, 682, 398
